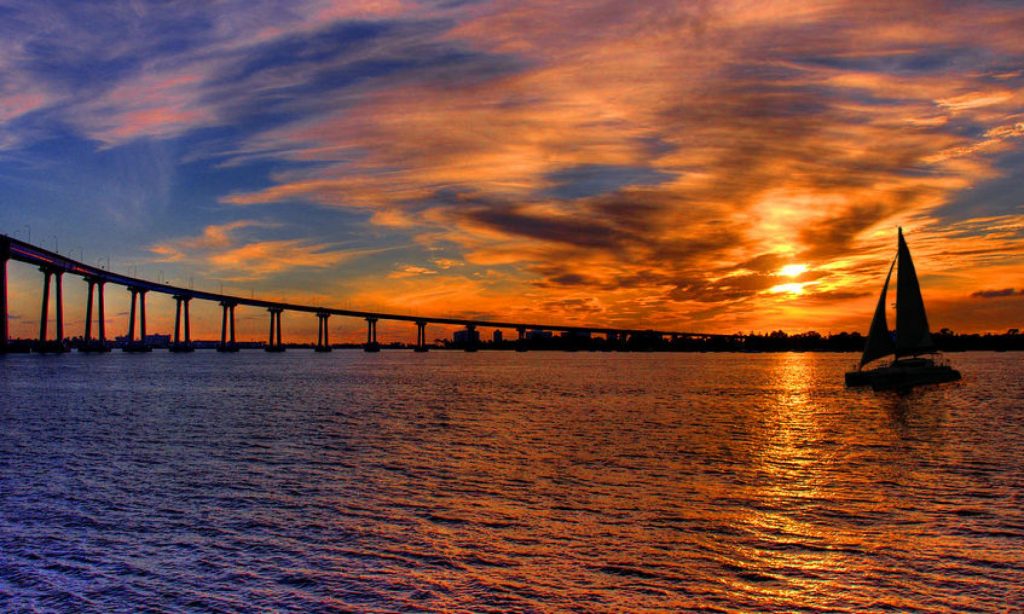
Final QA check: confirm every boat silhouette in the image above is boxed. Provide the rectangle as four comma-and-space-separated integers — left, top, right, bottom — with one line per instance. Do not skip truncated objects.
845, 228, 961, 390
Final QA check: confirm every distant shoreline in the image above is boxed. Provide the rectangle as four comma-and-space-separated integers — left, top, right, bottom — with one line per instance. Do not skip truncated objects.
4, 329, 1021, 354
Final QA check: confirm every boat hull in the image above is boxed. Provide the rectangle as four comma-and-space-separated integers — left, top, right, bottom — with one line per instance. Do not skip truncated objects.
845, 359, 961, 391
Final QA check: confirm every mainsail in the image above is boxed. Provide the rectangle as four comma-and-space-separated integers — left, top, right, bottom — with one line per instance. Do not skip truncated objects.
895, 227, 936, 357
860, 256, 896, 367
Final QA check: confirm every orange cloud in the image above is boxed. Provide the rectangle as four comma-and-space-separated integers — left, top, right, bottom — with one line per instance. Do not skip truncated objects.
204, 1, 1024, 332
149, 220, 384, 283
13, 0, 1015, 334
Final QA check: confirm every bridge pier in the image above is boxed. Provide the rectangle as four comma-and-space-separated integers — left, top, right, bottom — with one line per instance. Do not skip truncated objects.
97, 280, 106, 346
124, 287, 151, 352
315, 312, 332, 352
218, 301, 238, 352
84, 279, 93, 340
36, 267, 67, 353
414, 320, 428, 352
266, 307, 285, 352
38, 268, 49, 348
80, 277, 110, 352
55, 270, 64, 348
364, 317, 380, 352
515, 326, 527, 352
0, 238, 7, 352
171, 295, 194, 352
464, 323, 478, 352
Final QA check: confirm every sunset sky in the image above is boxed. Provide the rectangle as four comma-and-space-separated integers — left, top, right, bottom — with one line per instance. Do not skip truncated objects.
1, 0, 1022, 341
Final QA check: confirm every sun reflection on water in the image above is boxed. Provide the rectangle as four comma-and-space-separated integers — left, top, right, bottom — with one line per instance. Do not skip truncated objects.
726, 352, 849, 601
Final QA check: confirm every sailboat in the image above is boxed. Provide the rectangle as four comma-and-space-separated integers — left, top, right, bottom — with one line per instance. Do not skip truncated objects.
845, 228, 961, 390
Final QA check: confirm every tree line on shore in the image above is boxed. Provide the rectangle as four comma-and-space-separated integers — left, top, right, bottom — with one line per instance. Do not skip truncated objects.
5, 327, 1021, 352
452, 328, 1024, 352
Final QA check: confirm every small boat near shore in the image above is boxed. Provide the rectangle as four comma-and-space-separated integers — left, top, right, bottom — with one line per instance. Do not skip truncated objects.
845, 228, 961, 391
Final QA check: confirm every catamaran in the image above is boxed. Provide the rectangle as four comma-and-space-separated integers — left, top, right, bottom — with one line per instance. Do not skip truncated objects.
845, 228, 961, 390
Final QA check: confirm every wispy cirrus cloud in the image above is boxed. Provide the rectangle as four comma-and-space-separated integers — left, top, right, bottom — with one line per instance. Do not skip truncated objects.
205, 0, 1024, 330
149, 219, 380, 282
3, 0, 1024, 333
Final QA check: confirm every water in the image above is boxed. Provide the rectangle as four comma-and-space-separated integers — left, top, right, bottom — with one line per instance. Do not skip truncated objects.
1, 351, 1021, 612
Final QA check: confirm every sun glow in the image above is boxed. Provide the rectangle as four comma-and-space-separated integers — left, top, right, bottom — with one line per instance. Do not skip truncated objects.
770, 282, 807, 295
777, 264, 808, 277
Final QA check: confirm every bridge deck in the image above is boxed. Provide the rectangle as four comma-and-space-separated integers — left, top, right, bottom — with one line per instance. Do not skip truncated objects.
2, 235, 735, 339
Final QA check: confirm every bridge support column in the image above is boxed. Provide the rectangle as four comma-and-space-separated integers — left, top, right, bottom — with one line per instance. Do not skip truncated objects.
364, 317, 379, 352
55, 270, 64, 347
79, 277, 109, 353
515, 326, 527, 352
464, 323, 478, 352
218, 301, 238, 352
124, 287, 151, 352
139, 289, 147, 340
36, 267, 66, 353
414, 320, 428, 352
315, 312, 332, 352
85, 279, 94, 342
127, 288, 137, 343
97, 281, 106, 344
266, 307, 285, 352
0, 239, 7, 352
171, 296, 194, 352
38, 268, 51, 351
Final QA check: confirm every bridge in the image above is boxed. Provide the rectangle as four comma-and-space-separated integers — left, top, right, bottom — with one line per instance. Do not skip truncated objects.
0, 234, 741, 354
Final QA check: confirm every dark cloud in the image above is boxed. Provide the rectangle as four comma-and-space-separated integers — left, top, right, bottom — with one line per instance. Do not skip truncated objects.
464, 205, 624, 250
971, 288, 1021, 298
799, 202, 893, 260
547, 273, 591, 286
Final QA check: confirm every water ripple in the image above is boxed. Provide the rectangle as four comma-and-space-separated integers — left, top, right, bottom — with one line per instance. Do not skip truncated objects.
1, 351, 1022, 611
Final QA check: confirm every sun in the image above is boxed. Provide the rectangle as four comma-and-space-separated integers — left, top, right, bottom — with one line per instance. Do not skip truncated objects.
777, 263, 808, 277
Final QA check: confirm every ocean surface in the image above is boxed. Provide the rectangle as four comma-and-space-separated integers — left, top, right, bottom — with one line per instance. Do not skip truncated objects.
0, 351, 1021, 612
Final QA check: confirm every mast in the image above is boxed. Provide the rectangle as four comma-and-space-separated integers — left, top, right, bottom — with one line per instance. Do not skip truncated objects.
895, 227, 935, 357
860, 255, 896, 367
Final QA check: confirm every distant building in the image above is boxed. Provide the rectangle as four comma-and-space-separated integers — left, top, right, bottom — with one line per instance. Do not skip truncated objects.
526, 329, 552, 340
145, 334, 171, 348
453, 329, 480, 345
492, 330, 503, 343
113, 334, 170, 348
